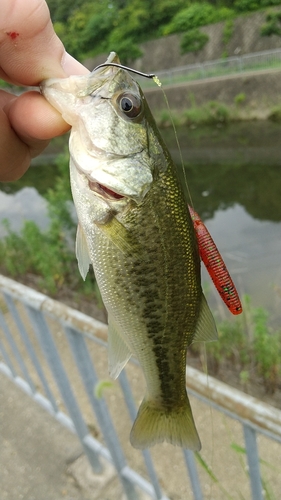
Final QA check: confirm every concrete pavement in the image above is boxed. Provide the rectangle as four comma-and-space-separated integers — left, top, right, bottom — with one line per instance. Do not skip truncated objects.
0, 373, 141, 500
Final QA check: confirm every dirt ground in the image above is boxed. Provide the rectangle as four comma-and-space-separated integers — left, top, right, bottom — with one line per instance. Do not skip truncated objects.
1, 293, 281, 500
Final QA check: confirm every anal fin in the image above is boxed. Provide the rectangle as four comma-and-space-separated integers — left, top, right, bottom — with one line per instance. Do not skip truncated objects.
193, 293, 218, 343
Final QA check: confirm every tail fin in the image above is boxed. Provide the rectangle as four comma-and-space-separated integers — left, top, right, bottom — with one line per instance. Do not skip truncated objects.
130, 398, 201, 450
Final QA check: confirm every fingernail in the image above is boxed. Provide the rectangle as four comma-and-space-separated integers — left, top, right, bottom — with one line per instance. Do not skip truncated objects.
61, 51, 90, 76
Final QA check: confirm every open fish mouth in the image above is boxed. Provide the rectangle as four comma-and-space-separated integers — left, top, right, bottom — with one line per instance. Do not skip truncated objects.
88, 180, 125, 200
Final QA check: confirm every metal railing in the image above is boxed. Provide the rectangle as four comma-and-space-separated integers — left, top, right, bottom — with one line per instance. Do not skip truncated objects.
0, 274, 280, 500
140, 47, 281, 88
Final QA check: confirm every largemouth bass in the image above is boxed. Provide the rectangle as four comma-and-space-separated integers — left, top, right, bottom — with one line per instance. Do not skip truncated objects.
41, 52, 217, 450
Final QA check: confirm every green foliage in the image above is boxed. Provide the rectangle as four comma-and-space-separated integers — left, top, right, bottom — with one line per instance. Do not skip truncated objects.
201, 295, 281, 394
234, 0, 281, 12
183, 100, 230, 126
252, 307, 281, 393
180, 29, 209, 54
268, 103, 281, 122
234, 0, 261, 11
156, 100, 232, 128
222, 19, 234, 55
46, 0, 281, 63
163, 2, 234, 36
234, 92, 246, 105
261, 10, 281, 37
0, 218, 72, 294
0, 153, 96, 296
47, 0, 86, 23
45, 0, 239, 63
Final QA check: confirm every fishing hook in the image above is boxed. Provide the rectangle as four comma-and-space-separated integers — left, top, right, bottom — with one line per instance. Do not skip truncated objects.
93, 62, 156, 79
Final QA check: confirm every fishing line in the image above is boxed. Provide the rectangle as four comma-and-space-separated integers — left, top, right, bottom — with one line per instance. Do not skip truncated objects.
92, 62, 194, 207
153, 79, 194, 208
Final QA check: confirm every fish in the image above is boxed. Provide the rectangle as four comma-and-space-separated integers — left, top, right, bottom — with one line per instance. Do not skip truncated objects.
41, 52, 217, 450
188, 206, 242, 315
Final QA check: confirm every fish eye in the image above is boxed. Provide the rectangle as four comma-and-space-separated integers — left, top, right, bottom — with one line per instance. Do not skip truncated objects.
117, 93, 142, 119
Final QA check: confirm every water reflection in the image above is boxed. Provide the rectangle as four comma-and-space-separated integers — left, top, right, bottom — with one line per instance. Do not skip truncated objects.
200, 205, 281, 322
0, 187, 49, 238
0, 122, 280, 316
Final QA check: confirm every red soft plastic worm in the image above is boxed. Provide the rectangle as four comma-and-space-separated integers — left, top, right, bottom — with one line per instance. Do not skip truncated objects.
189, 205, 242, 315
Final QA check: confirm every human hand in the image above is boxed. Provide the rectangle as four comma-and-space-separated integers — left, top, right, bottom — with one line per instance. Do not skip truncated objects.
0, 0, 89, 181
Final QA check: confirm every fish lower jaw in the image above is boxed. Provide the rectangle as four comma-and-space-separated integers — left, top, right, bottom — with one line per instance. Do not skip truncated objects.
88, 179, 125, 201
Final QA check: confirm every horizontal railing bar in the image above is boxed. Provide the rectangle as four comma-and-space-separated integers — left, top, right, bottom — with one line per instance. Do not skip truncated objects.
153, 48, 281, 77
1, 275, 281, 444
0, 275, 108, 342
186, 366, 281, 442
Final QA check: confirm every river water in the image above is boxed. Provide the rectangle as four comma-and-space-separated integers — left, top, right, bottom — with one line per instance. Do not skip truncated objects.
1, 121, 281, 320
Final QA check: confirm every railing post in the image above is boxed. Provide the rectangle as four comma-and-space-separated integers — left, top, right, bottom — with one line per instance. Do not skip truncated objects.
183, 450, 203, 500
63, 325, 139, 500
25, 306, 103, 473
243, 425, 264, 500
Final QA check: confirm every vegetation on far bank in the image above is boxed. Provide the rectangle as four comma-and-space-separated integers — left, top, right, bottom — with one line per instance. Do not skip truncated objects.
0, 154, 93, 297
190, 294, 281, 396
46, 0, 281, 63
155, 99, 281, 128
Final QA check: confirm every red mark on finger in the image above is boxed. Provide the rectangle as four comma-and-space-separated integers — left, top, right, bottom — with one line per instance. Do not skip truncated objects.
6, 32, 19, 40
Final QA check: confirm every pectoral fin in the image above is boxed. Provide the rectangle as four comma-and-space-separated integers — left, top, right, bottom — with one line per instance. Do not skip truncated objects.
192, 293, 218, 343
108, 315, 132, 379
97, 217, 135, 255
76, 224, 91, 280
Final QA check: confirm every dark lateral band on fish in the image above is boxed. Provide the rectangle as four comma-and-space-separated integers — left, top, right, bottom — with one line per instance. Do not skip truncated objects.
93, 62, 156, 80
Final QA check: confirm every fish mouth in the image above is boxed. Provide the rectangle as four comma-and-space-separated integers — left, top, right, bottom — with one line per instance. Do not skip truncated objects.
88, 180, 125, 201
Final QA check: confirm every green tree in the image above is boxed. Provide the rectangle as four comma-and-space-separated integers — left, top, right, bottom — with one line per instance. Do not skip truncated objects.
47, 0, 86, 22
261, 10, 281, 37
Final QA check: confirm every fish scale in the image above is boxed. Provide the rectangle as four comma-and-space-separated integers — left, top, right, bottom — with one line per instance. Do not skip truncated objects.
41, 51, 218, 450
91, 162, 200, 411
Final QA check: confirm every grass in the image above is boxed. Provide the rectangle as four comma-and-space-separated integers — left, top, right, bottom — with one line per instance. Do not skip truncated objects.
190, 294, 281, 395
0, 153, 96, 297
195, 440, 278, 500
156, 100, 231, 127
155, 97, 281, 127
268, 103, 281, 122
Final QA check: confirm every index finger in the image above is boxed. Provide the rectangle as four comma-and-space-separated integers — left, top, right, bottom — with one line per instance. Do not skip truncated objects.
0, 0, 87, 85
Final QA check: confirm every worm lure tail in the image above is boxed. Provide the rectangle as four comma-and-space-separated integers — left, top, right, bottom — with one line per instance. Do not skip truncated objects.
189, 206, 243, 315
